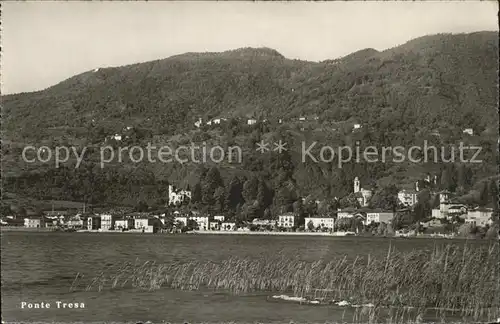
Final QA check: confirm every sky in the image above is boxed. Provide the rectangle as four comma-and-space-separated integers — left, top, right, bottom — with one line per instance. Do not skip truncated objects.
1, 1, 498, 94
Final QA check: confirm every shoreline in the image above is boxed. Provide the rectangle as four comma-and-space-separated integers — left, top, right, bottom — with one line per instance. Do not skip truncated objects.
1, 227, 488, 240
0, 227, 55, 232
192, 230, 353, 236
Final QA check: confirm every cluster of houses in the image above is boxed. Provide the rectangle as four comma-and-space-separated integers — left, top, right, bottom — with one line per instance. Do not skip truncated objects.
4, 211, 172, 233
193, 116, 350, 129
104, 126, 134, 143
2, 174, 494, 234
195, 117, 271, 128
429, 191, 494, 227
168, 185, 191, 205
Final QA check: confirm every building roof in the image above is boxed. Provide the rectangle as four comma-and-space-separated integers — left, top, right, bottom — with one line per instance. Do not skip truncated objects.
44, 211, 68, 216
469, 207, 493, 212
399, 189, 417, 194
337, 208, 358, 213
305, 216, 335, 219
362, 209, 395, 214
448, 205, 466, 209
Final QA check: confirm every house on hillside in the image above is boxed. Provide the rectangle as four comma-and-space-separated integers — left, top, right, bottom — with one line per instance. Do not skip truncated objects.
431, 191, 464, 220
463, 128, 473, 135
168, 185, 191, 205
194, 118, 202, 128
447, 205, 467, 217
208, 118, 226, 125
247, 119, 257, 125
354, 177, 372, 207
465, 208, 493, 227
397, 189, 418, 207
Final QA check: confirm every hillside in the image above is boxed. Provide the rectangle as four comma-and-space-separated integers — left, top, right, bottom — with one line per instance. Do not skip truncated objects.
1, 31, 498, 214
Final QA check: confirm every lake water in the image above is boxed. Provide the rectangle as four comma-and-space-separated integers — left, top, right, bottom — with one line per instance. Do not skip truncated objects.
0, 232, 493, 323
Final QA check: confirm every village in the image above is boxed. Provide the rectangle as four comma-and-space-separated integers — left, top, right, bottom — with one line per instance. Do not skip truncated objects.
2, 175, 495, 239
102, 115, 476, 145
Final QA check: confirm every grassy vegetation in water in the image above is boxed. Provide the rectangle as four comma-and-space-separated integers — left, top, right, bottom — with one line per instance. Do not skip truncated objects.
72, 242, 499, 323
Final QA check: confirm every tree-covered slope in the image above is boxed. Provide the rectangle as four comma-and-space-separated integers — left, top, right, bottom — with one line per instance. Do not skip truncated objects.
1, 31, 498, 211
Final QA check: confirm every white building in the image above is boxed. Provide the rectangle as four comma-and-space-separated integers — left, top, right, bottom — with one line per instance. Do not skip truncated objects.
209, 222, 220, 230
354, 177, 372, 207
213, 215, 225, 222
247, 119, 257, 125
194, 118, 202, 128
305, 217, 335, 230
221, 222, 236, 231
252, 219, 275, 226
397, 190, 418, 207
465, 209, 493, 227
168, 185, 192, 206
112, 134, 122, 141
174, 216, 188, 226
100, 214, 112, 231
191, 216, 210, 230
337, 209, 365, 220
278, 213, 297, 228
115, 219, 130, 230
432, 208, 444, 219
435, 191, 452, 219
299, 117, 306, 121
67, 215, 84, 228
337, 210, 354, 219
217, 118, 227, 124
447, 205, 467, 216
365, 211, 394, 225
463, 128, 473, 135
24, 218, 41, 228
353, 123, 361, 130
134, 218, 149, 230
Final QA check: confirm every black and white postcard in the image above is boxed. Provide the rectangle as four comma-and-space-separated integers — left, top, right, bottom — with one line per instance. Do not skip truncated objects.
1, 1, 499, 323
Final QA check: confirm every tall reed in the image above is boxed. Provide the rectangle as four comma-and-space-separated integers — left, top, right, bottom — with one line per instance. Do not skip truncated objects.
75, 242, 500, 322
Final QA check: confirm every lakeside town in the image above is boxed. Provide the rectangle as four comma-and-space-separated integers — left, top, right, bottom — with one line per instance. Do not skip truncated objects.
3, 176, 497, 239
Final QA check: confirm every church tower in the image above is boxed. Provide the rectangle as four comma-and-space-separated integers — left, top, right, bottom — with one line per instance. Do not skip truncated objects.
354, 177, 360, 193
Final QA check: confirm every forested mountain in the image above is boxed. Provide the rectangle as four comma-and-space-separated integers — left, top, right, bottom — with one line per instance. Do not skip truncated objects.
2, 31, 498, 215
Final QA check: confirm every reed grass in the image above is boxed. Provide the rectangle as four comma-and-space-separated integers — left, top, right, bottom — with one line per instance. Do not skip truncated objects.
73, 242, 500, 323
